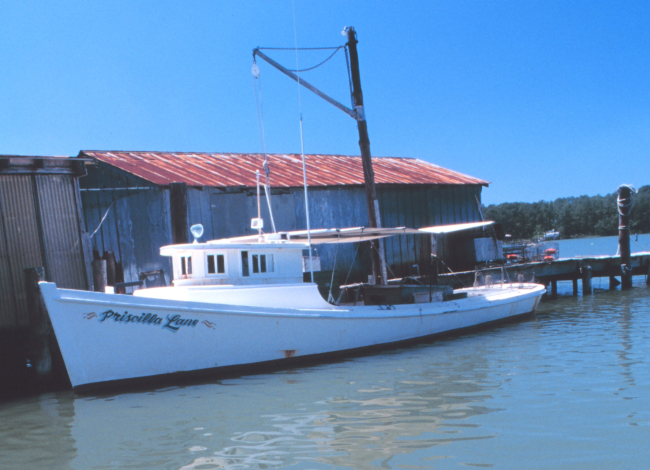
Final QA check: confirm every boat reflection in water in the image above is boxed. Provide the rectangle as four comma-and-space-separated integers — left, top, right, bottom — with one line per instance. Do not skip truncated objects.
1, 343, 501, 470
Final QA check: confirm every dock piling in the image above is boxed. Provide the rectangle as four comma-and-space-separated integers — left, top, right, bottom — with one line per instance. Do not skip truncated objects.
24, 267, 52, 386
582, 266, 592, 295
92, 259, 107, 292
617, 185, 635, 289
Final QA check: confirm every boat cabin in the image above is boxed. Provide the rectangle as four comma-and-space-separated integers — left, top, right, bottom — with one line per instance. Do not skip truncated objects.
160, 237, 307, 287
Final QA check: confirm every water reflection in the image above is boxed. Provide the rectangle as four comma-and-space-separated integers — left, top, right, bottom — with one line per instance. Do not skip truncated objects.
179, 355, 501, 470
1, 281, 648, 469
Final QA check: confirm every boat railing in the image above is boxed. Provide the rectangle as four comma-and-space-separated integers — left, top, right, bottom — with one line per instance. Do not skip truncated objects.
473, 266, 536, 288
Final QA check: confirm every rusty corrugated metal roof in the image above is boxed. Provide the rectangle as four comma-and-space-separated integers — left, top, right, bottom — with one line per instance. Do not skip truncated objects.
79, 151, 489, 188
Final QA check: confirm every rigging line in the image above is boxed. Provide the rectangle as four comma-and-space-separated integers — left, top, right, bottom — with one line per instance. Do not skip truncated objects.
343, 240, 362, 286
292, 0, 314, 282
258, 46, 341, 51
439, 259, 468, 288
327, 232, 341, 303
252, 58, 275, 232
371, 241, 397, 280
252, 70, 268, 158
286, 47, 344, 73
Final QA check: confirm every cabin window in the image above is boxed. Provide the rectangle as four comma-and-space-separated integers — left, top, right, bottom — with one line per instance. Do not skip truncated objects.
241, 251, 249, 277
251, 254, 274, 274
180, 256, 192, 276
207, 254, 226, 275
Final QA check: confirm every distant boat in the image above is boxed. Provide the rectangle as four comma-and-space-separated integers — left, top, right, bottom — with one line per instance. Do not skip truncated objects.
544, 229, 560, 240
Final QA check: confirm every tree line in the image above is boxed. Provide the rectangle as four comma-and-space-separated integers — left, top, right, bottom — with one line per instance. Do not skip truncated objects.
483, 185, 650, 240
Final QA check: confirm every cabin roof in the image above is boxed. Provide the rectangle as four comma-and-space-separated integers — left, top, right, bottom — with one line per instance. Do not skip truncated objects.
78, 151, 489, 188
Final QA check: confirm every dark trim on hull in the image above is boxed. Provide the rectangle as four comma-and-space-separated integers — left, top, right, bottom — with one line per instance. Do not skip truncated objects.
72, 309, 537, 395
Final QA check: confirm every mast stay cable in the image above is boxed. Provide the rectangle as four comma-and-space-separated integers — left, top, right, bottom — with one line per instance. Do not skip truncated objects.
292, 0, 315, 283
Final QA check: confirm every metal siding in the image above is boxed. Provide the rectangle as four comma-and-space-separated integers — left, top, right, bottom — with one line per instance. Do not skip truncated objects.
457, 186, 465, 222
378, 188, 397, 273
36, 175, 87, 290
0, 176, 44, 327
129, 189, 172, 284
187, 187, 214, 242
210, 193, 249, 239
297, 187, 367, 274
458, 186, 466, 222
0, 193, 18, 327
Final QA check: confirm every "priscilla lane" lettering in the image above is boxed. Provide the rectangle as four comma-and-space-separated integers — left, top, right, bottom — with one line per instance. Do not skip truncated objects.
97, 310, 199, 331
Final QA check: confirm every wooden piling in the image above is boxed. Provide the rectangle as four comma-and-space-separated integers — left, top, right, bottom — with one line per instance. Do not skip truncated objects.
617, 185, 634, 289
24, 267, 52, 386
582, 266, 592, 295
92, 259, 107, 292
550, 280, 557, 298
572, 278, 578, 296
102, 251, 116, 286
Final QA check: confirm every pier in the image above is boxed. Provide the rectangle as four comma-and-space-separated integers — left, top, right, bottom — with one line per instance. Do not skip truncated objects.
438, 251, 650, 297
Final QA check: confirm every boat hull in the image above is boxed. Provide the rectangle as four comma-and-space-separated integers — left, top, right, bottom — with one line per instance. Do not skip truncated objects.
39, 282, 545, 391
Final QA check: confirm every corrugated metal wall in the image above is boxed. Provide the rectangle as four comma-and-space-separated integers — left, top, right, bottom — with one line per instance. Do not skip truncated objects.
80, 161, 484, 289
81, 165, 173, 287
379, 184, 483, 276
0, 176, 45, 327
36, 175, 87, 291
0, 174, 87, 328
207, 184, 483, 283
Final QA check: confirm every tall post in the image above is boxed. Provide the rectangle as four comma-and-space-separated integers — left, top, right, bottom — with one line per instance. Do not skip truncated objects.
170, 182, 189, 245
346, 26, 386, 285
617, 185, 634, 289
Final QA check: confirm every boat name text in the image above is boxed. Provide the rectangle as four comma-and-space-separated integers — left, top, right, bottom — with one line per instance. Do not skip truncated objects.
95, 309, 199, 331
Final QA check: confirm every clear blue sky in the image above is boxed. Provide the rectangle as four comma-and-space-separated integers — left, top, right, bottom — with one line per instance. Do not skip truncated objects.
1, 1, 648, 205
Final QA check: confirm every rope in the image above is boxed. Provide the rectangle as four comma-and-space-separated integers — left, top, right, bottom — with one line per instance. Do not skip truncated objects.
89, 201, 115, 239
292, 47, 344, 73
343, 241, 362, 286
252, 62, 276, 233
292, 0, 314, 280
371, 240, 397, 280
327, 232, 341, 303
255, 46, 345, 73
617, 184, 637, 216
257, 46, 341, 51
439, 259, 469, 288
252, 66, 268, 167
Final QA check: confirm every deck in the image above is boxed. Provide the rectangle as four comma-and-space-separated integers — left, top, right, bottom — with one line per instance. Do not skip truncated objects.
438, 251, 650, 297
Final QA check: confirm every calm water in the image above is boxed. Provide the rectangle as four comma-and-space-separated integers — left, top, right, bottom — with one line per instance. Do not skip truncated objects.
1, 237, 649, 469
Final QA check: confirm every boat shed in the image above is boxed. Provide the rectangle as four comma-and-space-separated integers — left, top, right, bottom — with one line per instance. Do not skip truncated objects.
77, 151, 490, 289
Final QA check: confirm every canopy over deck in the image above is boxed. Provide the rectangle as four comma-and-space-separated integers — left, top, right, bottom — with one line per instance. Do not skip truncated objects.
418, 221, 494, 234
219, 227, 421, 245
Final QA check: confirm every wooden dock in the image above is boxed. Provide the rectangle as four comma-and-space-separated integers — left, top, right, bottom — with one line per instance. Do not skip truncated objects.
438, 251, 650, 297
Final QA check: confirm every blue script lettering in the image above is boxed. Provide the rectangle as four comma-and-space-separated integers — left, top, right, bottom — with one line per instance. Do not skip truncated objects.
163, 314, 200, 332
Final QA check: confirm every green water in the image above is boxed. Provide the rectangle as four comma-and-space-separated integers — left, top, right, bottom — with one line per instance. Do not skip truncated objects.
1, 237, 648, 469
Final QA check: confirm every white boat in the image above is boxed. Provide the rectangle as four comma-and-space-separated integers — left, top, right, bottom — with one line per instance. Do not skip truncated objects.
544, 229, 560, 240
39, 225, 545, 392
